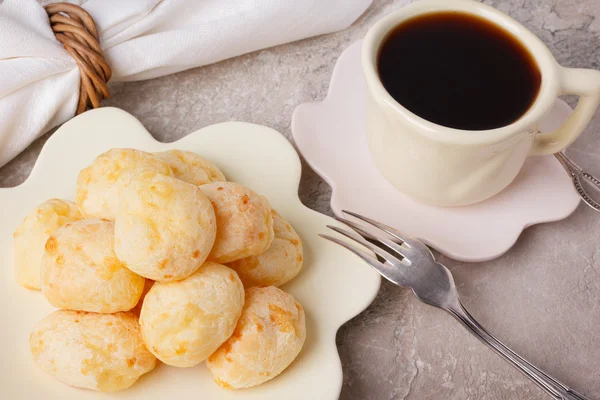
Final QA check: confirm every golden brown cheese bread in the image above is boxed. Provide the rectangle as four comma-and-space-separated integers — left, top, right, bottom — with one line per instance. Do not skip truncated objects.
200, 182, 274, 264
131, 279, 155, 317
76, 148, 173, 219
154, 150, 226, 186
139, 262, 244, 367
207, 286, 306, 389
228, 210, 303, 287
13, 199, 82, 290
114, 170, 216, 282
30, 311, 156, 392
41, 219, 145, 313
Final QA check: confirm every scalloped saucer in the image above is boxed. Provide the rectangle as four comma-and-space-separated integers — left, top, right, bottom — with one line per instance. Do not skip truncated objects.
0, 108, 380, 400
292, 41, 581, 262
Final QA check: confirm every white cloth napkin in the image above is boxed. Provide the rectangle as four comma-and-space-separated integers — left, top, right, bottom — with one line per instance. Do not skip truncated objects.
0, 0, 372, 167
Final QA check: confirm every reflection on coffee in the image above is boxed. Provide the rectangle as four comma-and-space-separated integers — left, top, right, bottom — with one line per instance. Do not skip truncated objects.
377, 12, 541, 130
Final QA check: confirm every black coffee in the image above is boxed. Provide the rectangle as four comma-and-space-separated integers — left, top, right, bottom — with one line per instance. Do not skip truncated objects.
377, 12, 541, 130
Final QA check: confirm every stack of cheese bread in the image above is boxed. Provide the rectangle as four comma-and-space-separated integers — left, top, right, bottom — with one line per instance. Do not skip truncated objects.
15, 148, 305, 393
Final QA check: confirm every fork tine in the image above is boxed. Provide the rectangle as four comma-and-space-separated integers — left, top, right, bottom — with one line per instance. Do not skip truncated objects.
342, 210, 420, 249
335, 216, 411, 262
326, 225, 407, 266
318, 234, 405, 286
333, 217, 379, 241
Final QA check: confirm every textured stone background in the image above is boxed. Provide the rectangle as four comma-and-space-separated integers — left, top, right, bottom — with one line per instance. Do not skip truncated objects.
1, 1, 599, 399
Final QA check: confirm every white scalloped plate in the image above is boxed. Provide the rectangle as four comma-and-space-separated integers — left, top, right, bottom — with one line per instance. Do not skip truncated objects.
292, 41, 581, 262
0, 108, 380, 400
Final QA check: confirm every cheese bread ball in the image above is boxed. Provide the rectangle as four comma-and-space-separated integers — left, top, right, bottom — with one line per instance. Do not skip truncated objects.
76, 148, 173, 219
13, 199, 82, 290
41, 219, 145, 313
30, 311, 156, 392
228, 210, 303, 287
154, 150, 226, 186
200, 182, 274, 264
114, 170, 216, 282
139, 262, 244, 367
131, 279, 155, 317
207, 286, 306, 389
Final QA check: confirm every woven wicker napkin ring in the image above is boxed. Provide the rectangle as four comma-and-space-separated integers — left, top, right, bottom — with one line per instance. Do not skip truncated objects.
45, 2, 112, 115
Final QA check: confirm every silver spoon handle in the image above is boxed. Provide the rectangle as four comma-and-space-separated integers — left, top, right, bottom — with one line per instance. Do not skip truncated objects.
447, 302, 591, 400
555, 152, 600, 212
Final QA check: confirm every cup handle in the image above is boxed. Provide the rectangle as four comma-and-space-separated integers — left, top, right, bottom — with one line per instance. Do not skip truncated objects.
529, 67, 600, 156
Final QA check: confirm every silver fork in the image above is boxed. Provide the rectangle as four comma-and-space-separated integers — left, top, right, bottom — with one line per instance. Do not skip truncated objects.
320, 210, 592, 400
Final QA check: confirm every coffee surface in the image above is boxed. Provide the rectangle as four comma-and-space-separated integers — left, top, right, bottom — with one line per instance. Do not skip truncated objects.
377, 12, 541, 130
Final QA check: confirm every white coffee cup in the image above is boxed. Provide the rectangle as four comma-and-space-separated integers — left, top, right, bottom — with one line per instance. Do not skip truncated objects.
362, 0, 600, 206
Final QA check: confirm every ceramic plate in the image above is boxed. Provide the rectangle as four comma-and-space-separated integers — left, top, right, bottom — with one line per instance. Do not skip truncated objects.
292, 41, 581, 262
0, 108, 380, 399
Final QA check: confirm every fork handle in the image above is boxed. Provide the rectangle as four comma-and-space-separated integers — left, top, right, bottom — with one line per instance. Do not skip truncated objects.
447, 302, 592, 400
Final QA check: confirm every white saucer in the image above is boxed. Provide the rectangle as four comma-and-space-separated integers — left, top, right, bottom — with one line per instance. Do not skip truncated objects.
292, 41, 581, 262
